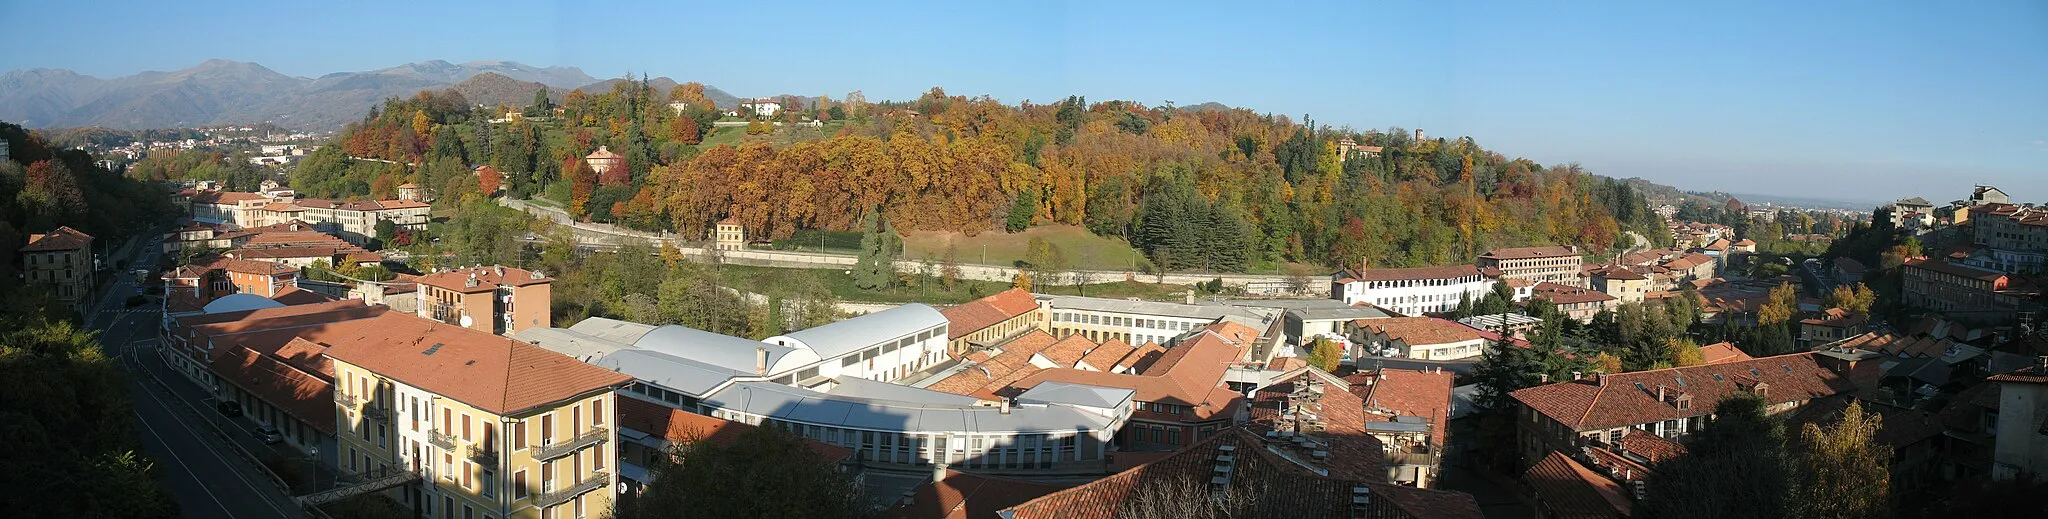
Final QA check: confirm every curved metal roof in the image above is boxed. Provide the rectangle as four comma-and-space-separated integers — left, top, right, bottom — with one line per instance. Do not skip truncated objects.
634, 324, 817, 376
767, 303, 946, 360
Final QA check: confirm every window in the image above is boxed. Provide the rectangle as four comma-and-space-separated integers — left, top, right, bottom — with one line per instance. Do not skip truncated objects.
514, 470, 529, 499
842, 355, 860, 367
462, 414, 472, 441
541, 414, 554, 445
514, 421, 527, 450
592, 400, 604, 426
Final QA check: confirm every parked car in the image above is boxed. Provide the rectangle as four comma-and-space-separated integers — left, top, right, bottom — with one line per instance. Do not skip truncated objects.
253, 425, 283, 445
216, 401, 242, 418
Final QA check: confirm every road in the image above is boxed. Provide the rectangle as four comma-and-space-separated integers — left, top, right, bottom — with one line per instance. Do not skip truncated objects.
88, 229, 307, 519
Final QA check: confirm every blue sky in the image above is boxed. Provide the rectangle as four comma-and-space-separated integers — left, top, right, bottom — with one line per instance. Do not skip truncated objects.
3, 0, 2043, 204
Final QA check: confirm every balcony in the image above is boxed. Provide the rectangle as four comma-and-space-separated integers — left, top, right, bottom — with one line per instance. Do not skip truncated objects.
532, 426, 608, 461
428, 430, 458, 451
362, 403, 390, 422
336, 393, 361, 408
467, 445, 498, 466
534, 471, 609, 508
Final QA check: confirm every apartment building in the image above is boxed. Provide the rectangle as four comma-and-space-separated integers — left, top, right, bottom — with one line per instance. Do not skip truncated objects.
939, 288, 1043, 355
1347, 317, 1492, 361
416, 266, 554, 336
184, 188, 430, 245
161, 300, 388, 453
20, 226, 95, 310
1508, 351, 1862, 465
1970, 203, 2048, 273
1038, 294, 1277, 349
1531, 282, 1619, 322
1589, 267, 1651, 304
1901, 258, 2037, 317
327, 312, 632, 519
1987, 363, 2048, 481
710, 218, 745, 251
1330, 264, 1490, 316
1478, 246, 1583, 287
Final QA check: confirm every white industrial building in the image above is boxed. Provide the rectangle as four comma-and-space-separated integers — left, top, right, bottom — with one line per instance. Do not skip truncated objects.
1331, 265, 1492, 316
512, 304, 1135, 478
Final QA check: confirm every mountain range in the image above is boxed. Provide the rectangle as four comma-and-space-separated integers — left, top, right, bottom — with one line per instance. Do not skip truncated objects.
0, 59, 741, 130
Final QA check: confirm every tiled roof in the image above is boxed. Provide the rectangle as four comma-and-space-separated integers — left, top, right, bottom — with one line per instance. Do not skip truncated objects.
1521, 452, 1630, 519
1510, 352, 1857, 431
1593, 267, 1646, 281
1533, 282, 1617, 305
1002, 427, 1481, 519
1352, 368, 1455, 447
887, 469, 1067, 519
1698, 342, 1752, 364
1119, 341, 1166, 372
1481, 246, 1579, 260
322, 312, 631, 415
1339, 265, 1483, 283
1251, 369, 1385, 481
210, 344, 337, 435
1613, 432, 1686, 463
939, 288, 1040, 340
1354, 317, 1487, 346
1076, 338, 1134, 372
188, 191, 269, 205
998, 325, 1253, 420
1800, 308, 1866, 329
1988, 365, 2048, 384
927, 330, 1058, 395
1036, 335, 1096, 368
200, 256, 300, 276
270, 287, 337, 306
615, 396, 850, 463
416, 265, 553, 293
21, 226, 92, 252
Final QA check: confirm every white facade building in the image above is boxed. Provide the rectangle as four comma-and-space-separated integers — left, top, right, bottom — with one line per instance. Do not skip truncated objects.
1332, 265, 1492, 316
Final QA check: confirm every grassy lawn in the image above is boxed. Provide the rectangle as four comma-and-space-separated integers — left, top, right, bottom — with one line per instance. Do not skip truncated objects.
716, 264, 1195, 305
902, 225, 1146, 270
699, 125, 748, 147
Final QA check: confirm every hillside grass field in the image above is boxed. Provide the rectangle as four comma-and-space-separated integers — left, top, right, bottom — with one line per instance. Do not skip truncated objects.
902, 225, 1146, 271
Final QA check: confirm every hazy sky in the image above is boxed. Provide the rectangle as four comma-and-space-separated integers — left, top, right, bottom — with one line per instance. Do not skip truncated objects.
3, 0, 2043, 204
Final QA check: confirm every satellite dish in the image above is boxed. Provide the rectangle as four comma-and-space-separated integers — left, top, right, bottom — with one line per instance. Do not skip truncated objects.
459, 315, 474, 327
617, 482, 629, 495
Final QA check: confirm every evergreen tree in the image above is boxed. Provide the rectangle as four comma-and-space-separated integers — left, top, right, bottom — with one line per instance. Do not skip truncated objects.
1643, 393, 1795, 519
853, 210, 897, 290
1005, 188, 1036, 233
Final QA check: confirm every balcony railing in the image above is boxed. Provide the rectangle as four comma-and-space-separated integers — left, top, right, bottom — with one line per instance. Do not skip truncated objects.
336, 393, 361, 408
362, 403, 390, 422
532, 426, 608, 461
534, 471, 609, 508
467, 445, 499, 466
428, 430, 458, 451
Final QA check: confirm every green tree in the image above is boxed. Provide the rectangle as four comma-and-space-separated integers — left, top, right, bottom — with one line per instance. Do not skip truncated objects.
1303, 337, 1342, 372
619, 426, 871, 519
852, 210, 898, 291
1005, 188, 1037, 232
1795, 401, 1893, 519
1643, 393, 1794, 519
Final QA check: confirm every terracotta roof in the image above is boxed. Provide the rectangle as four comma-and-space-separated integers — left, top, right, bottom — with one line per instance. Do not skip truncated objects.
270, 287, 337, 306
20, 226, 92, 252
321, 312, 631, 415
262, 202, 304, 212
1532, 282, 1617, 305
416, 265, 553, 293
1480, 246, 1579, 260
1354, 317, 1487, 346
1732, 239, 1756, 247
1037, 335, 1097, 368
1077, 338, 1135, 372
1661, 253, 1715, 271
1510, 352, 1857, 431
939, 288, 1040, 340
1250, 369, 1385, 481
228, 246, 352, 260
1698, 342, 1753, 364
585, 146, 623, 160
1002, 427, 1482, 519
928, 330, 1058, 395
1119, 341, 1167, 372
615, 396, 850, 463
1703, 238, 1731, 252
1613, 432, 1686, 463
889, 469, 1068, 519
1594, 267, 1646, 281
1988, 365, 2048, 384
1340, 265, 1483, 283
210, 344, 337, 435
1352, 368, 1455, 447
1521, 452, 1630, 519
999, 325, 1253, 420
1800, 308, 1866, 329
189, 191, 269, 205
201, 256, 300, 276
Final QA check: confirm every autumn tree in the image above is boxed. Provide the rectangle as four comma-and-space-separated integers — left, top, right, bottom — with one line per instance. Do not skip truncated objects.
1012, 271, 1033, 292
1303, 337, 1342, 372
1826, 283, 1877, 316
476, 165, 503, 196
1758, 281, 1799, 326
618, 426, 871, 519
1794, 401, 1893, 519
566, 156, 597, 219
1667, 338, 1706, 367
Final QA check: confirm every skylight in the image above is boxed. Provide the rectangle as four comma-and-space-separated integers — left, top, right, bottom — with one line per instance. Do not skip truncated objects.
422, 343, 444, 355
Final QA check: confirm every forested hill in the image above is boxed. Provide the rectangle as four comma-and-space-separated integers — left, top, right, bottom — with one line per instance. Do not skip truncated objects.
281, 83, 1671, 272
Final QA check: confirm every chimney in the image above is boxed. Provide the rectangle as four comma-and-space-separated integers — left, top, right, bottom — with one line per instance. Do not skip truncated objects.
1657, 385, 1667, 402
2037, 355, 2048, 372
1596, 372, 1608, 386
932, 462, 948, 484
1571, 371, 1582, 381
1539, 373, 1549, 384
1000, 398, 1011, 414
1185, 290, 1196, 305
754, 345, 769, 375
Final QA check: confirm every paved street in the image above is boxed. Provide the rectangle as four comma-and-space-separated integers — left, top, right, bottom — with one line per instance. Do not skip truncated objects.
88, 230, 308, 519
